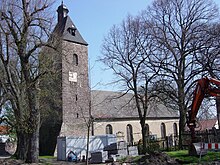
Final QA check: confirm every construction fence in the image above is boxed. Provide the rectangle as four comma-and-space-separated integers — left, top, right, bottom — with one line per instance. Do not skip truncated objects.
144, 128, 220, 152
182, 128, 220, 149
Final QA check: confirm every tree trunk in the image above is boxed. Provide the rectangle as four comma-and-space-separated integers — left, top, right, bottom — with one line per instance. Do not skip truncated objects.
140, 120, 147, 154
15, 113, 40, 163
15, 131, 28, 161
216, 97, 220, 129
26, 86, 40, 163
26, 113, 40, 163
15, 85, 40, 163
177, 80, 186, 150
86, 122, 90, 165
178, 109, 186, 150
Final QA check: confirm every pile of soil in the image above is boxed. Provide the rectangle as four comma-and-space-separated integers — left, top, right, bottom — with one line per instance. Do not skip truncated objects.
0, 158, 74, 165
134, 152, 180, 165
134, 152, 220, 165
0, 158, 24, 165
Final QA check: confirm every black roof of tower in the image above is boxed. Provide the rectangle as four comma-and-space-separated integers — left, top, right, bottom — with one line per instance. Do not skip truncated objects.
54, 3, 88, 46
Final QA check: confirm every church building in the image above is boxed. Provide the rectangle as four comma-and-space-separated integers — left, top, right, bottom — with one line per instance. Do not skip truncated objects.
39, 3, 179, 155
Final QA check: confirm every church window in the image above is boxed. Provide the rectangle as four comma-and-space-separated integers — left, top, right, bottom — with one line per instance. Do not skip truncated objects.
106, 124, 113, 134
73, 54, 78, 66
126, 124, 133, 145
173, 123, 178, 137
145, 124, 150, 137
161, 123, 166, 138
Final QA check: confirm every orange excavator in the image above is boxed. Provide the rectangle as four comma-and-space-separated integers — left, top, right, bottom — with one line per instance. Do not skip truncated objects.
187, 77, 220, 155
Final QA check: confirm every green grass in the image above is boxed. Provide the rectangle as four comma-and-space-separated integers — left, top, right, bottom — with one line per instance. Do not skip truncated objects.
39, 155, 55, 159
166, 150, 220, 164
39, 156, 56, 165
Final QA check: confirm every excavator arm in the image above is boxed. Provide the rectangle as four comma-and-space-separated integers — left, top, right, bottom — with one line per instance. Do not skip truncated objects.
187, 77, 220, 142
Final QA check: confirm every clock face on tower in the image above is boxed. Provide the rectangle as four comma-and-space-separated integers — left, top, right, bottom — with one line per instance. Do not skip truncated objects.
69, 71, 77, 82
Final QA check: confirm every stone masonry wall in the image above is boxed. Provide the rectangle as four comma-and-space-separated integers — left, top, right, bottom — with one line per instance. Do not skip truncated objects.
60, 40, 90, 136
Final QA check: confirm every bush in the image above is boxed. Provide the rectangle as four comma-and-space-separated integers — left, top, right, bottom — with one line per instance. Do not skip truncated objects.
138, 139, 161, 154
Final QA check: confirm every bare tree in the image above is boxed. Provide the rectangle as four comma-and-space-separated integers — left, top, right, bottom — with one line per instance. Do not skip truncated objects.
100, 15, 160, 154
143, 0, 219, 148
196, 23, 220, 78
0, 0, 55, 163
195, 23, 220, 127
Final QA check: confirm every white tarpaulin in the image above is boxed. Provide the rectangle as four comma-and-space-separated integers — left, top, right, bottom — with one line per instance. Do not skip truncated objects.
57, 134, 117, 161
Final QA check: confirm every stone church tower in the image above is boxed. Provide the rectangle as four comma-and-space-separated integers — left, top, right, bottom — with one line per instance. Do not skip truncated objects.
56, 3, 90, 136
39, 3, 90, 155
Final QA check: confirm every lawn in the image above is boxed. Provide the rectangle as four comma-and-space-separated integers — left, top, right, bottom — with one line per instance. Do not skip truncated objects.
166, 150, 220, 164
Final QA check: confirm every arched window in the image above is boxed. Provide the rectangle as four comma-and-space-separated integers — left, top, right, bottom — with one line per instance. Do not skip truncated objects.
126, 124, 133, 145
73, 54, 78, 66
161, 123, 166, 138
106, 124, 113, 134
173, 123, 178, 137
145, 124, 150, 137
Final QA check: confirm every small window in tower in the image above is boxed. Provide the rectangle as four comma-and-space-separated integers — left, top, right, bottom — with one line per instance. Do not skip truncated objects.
67, 26, 76, 36
73, 54, 78, 66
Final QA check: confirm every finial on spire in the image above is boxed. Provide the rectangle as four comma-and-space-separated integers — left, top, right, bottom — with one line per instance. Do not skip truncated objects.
57, 0, 69, 23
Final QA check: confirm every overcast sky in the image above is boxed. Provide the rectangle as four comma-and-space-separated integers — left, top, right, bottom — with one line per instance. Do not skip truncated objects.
55, 0, 220, 91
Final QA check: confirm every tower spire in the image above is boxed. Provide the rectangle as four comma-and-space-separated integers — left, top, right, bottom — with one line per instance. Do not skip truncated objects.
57, 1, 69, 24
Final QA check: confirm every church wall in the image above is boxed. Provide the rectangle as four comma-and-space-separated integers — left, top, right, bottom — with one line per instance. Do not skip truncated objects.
93, 118, 179, 143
